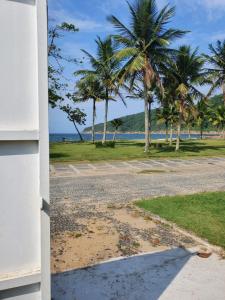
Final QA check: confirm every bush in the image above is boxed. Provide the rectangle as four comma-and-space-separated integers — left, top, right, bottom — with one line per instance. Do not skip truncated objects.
95, 141, 115, 148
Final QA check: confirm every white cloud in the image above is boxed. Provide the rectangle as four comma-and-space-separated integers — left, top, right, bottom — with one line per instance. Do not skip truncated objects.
204, 0, 225, 9
98, 0, 127, 14
49, 8, 112, 32
173, 0, 225, 20
211, 32, 225, 41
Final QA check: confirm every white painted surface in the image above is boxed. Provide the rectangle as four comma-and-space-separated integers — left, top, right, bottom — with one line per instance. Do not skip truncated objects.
0, 0, 49, 299
52, 249, 225, 300
0, 142, 40, 275
0, 0, 38, 131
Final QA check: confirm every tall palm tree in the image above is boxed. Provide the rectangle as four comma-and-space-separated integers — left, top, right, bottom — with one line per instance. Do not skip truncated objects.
75, 74, 104, 143
204, 40, 225, 104
75, 36, 124, 144
164, 46, 205, 151
109, 0, 186, 152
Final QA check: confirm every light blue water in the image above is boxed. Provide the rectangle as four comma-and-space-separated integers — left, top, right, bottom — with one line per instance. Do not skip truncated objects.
50, 133, 200, 142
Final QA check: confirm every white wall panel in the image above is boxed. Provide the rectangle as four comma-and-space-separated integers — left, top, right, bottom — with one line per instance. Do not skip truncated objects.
0, 142, 40, 275
0, 1, 49, 299
0, 0, 38, 130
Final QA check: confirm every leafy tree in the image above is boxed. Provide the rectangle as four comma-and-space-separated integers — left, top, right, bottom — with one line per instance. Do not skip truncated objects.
48, 22, 79, 108
60, 105, 86, 141
164, 46, 205, 151
111, 118, 124, 141
109, 0, 186, 152
204, 40, 225, 104
73, 74, 105, 143
76, 36, 125, 144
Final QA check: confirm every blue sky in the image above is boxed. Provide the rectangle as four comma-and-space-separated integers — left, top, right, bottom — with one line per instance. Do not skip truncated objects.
48, 0, 225, 133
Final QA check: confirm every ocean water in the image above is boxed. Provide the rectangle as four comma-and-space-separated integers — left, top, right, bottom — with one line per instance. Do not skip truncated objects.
50, 133, 200, 142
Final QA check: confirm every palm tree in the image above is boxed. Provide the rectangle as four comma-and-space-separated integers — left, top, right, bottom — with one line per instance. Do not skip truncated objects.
111, 118, 124, 141
209, 105, 225, 139
195, 100, 209, 139
168, 103, 179, 145
183, 106, 196, 139
109, 0, 186, 152
75, 74, 104, 143
164, 46, 205, 151
156, 105, 170, 142
75, 36, 124, 144
204, 40, 225, 104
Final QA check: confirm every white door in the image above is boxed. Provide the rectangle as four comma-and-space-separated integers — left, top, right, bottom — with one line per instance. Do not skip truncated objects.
0, 1, 49, 299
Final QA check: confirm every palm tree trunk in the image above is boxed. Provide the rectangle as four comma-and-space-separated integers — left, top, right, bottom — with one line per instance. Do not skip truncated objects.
148, 100, 152, 146
222, 83, 225, 106
165, 121, 169, 143
73, 121, 83, 142
200, 126, 203, 140
175, 105, 182, 151
113, 130, 117, 141
188, 127, 191, 139
92, 99, 96, 144
170, 123, 173, 146
102, 95, 109, 144
144, 96, 150, 152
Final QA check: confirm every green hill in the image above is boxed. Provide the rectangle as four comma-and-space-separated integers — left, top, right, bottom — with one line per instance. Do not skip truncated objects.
84, 95, 223, 133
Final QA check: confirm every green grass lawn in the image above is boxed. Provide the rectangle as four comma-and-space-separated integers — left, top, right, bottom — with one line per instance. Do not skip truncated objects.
50, 139, 225, 163
136, 192, 225, 249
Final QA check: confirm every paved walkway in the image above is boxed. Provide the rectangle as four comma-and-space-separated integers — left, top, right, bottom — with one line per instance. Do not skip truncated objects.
50, 157, 225, 178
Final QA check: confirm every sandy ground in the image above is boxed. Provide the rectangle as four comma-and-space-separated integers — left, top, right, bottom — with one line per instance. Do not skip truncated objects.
51, 203, 198, 273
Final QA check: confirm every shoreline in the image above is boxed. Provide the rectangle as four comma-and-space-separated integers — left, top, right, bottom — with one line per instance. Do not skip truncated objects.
51, 131, 221, 135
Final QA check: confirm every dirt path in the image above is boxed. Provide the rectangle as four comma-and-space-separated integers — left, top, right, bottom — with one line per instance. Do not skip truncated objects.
51, 158, 225, 273
51, 202, 197, 273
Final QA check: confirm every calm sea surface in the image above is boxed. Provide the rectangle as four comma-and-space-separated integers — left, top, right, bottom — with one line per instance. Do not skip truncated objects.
50, 133, 200, 142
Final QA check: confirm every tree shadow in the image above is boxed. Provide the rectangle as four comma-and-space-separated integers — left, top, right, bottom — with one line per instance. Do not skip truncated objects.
52, 248, 193, 300
50, 153, 70, 159
117, 141, 145, 147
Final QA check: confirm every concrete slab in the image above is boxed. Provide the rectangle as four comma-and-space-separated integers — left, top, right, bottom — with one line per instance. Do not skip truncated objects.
52, 249, 225, 300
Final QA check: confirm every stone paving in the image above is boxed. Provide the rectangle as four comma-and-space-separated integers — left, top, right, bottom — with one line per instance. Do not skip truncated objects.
50, 156, 225, 178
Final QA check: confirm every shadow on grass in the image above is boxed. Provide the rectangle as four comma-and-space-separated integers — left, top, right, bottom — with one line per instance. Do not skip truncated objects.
116, 141, 145, 147
50, 153, 70, 159
52, 248, 193, 300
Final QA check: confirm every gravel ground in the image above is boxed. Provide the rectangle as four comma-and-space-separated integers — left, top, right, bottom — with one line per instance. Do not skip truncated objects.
51, 165, 225, 205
